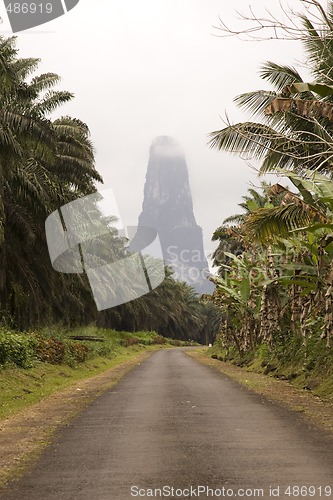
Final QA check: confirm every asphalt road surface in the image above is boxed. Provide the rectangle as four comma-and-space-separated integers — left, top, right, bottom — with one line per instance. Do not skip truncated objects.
1, 349, 333, 500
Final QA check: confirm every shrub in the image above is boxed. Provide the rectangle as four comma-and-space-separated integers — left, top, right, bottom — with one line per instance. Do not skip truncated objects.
153, 335, 167, 345
124, 337, 140, 347
67, 342, 90, 364
0, 331, 37, 368
35, 336, 66, 364
171, 339, 181, 346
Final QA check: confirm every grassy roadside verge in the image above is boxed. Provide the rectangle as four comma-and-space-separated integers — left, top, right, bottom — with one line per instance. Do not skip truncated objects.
207, 336, 333, 401
0, 326, 188, 421
186, 348, 333, 435
0, 344, 160, 421
0, 346, 161, 488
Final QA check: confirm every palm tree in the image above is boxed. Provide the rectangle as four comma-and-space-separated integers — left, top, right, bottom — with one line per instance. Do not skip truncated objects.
209, 2, 333, 177
0, 36, 103, 327
208, 2, 333, 350
241, 171, 333, 347
212, 182, 277, 273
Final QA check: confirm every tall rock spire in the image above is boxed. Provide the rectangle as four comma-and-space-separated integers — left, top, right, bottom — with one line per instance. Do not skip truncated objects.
134, 136, 214, 294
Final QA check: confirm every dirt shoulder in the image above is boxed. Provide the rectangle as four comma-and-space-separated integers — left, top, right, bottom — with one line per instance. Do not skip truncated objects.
0, 350, 154, 488
186, 349, 333, 435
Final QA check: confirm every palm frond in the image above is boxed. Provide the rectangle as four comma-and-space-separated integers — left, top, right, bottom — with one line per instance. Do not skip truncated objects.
29, 73, 61, 93
301, 16, 333, 85
12, 58, 40, 80
209, 121, 282, 160
243, 203, 315, 243
259, 61, 303, 91
234, 90, 276, 119
223, 213, 246, 225
32, 90, 74, 116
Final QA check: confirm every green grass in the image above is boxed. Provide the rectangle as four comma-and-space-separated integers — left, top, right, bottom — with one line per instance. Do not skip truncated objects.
208, 334, 333, 400
0, 326, 182, 420
0, 344, 160, 420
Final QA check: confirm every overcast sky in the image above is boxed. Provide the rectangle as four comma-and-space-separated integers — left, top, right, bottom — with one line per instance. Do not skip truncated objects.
0, 0, 320, 265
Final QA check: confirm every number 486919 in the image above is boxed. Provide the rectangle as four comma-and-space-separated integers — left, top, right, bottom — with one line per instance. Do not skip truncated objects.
284, 486, 332, 497
6, 3, 53, 14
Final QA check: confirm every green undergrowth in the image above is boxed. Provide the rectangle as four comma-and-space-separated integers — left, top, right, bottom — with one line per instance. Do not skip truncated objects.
0, 326, 189, 420
208, 334, 333, 400
0, 325, 186, 369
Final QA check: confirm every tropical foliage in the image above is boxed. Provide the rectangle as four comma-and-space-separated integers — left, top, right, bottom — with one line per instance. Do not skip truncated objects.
0, 36, 102, 329
210, 0, 333, 353
0, 36, 220, 344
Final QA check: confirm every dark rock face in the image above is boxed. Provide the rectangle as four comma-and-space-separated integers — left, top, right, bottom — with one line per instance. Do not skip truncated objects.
133, 136, 214, 294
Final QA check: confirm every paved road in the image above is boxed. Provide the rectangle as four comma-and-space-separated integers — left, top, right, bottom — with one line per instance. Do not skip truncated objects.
1, 349, 333, 500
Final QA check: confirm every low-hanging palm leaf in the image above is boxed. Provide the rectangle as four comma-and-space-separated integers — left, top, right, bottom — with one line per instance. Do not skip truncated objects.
242, 177, 329, 243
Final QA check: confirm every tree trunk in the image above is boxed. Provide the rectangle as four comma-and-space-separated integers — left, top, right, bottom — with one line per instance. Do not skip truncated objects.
259, 245, 280, 344
0, 164, 6, 308
321, 261, 333, 348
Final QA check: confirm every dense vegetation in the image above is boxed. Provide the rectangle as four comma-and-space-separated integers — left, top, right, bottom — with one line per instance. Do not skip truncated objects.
0, 326, 192, 369
0, 327, 189, 423
209, 1, 333, 368
0, 36, 220, 344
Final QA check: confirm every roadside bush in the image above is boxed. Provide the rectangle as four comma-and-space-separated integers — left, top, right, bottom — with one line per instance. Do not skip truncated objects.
67, 342, 90, 364
153, 335, 167, 345
86, 340, 115, 358
0, 326, 172, 369
171, 339, 181, 346
0, 331, 37, 368
35, 336, 66, 364
124, 337, 140, 347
